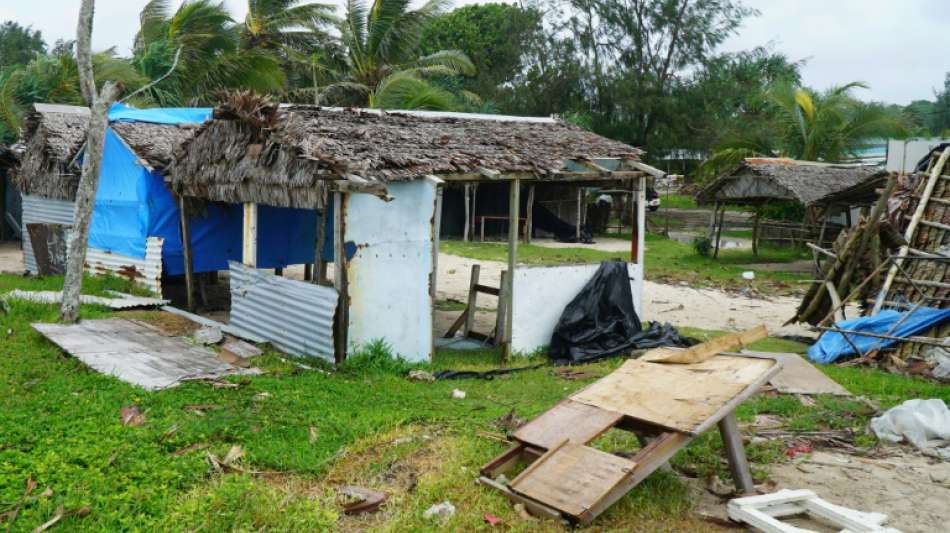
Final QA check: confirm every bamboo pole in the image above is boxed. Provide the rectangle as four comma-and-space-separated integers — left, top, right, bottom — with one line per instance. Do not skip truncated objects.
179, 196, 195, 312
503, 179, 520, 360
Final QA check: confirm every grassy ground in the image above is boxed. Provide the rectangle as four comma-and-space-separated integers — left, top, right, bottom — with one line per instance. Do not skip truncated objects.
1, 273, 947, 531
658, 194, 752, 213
442, 234, 810, 292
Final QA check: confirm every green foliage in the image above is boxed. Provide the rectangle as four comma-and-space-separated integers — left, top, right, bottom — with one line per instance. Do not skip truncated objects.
692, 235, 712, 257
758, 201, 805, 222
0, 21, 45, 70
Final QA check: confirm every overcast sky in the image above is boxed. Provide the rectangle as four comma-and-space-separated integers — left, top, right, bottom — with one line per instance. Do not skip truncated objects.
2, 0, 947, 105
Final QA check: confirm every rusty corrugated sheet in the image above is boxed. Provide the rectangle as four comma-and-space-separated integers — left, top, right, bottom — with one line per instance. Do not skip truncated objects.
21, 194, 75, 273
86, 237, 163, 295
229, 261, 337, 361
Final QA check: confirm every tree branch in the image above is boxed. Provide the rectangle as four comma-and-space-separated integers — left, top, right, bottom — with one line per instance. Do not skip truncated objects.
75, 0, 97, 105
120, 46, 182, 103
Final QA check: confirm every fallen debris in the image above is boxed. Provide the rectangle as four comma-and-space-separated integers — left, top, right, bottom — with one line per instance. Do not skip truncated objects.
32, 318, 261, 390
551, 368, 598, 380
339, 486, 388, 515
220, 339, 262, 359
32, 504, 92, 533
727, 489, 900, 533
494, 409, 525, 432
483, 513, 501, 526
407, 369, 435, 382
4, 289, 168, 309
757, 352, 851, 396
423, 501, 456, 521
119, 405, 146, 427
451, 389, 466, 400
870, 399, 950, 458
193, 326, 223, 345
171, 443, 209, 456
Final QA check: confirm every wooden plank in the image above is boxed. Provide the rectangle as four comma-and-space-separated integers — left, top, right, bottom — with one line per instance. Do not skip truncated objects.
332, 192, 348, 363
463, 183, 470, 242
510, 442, 636, 520
463, 264, 480, 337
442, 307, 468, 338
825, 281, 845, 321
757, 352, 851, 396
473, 283, 499, 296
480, 443, 525, 477
494, 270, 508, 345
575, 187, 582, 239
314, 191, 328, 285
641, 325, 768, 364
513, 399, 623, 449
477, 477, 565, 522
570, 356, 777, 434
525, 184, 535, 244
718, 412, 754, 493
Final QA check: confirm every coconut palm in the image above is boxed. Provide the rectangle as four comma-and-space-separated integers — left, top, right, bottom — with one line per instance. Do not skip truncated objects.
328, 0, 475, 110
700, 81, 907, 179
133, 0, 286, 106
241, 0, 337, 52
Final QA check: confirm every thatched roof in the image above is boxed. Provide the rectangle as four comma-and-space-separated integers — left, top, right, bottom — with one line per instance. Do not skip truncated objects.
696, 158, 885, 207
167, 94, 647, 209
14, 103, 203, 200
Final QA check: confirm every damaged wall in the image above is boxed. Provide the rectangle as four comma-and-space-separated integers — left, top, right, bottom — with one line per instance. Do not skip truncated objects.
345, 179, 438, 362
511, 263, 644, 354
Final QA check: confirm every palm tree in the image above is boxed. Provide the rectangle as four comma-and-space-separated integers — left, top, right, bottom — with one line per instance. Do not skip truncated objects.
328, 0, 476, 110
700, 81, 907, 179
241, 0, 336, 52
133, 0, 286, 106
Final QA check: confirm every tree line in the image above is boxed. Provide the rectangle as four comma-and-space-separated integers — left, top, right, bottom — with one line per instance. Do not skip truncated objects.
2, 0, 948, 174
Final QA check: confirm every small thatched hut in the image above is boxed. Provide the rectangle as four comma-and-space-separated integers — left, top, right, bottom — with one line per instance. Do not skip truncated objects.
13, 102, 316, 288
166, 93, 663, 363
696, 158, 888, 259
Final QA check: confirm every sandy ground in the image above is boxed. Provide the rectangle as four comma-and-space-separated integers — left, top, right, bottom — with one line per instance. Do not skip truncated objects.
0, 242, 24, 274
690, 450, 950, 533
533, 236, 633, 252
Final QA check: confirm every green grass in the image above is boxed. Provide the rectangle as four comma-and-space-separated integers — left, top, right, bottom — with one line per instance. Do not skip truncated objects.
1, 274, 943, 531
658, 194, 699, 210
442, 234, 811, 292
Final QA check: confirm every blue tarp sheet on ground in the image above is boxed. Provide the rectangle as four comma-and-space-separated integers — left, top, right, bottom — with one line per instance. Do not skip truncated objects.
86, 104, 323, 276
808, 307, 950, 364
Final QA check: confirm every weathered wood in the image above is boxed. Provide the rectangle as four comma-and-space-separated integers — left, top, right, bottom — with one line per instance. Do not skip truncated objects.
718, 412, 755, 493
179, 196, 195, 311
242, 202, 258, 267
494, 270, 509, 345
471, 183, 478, 241
575, 187, 582, 239
525, 184, 535, 244
641, 325, 767, 364
332, 192, 348, 363
477, 476, 565, 522
463, 264, 480, 337
504, 179, 520, 359
313, 193, 327, 285
513, 399, 623, 449
824, 281, 845, 322
27, 223, 68, 276
874, 148, 949, 313
713, 203, 726, 258
463, 183, 471, 242
443, 307, 468, 339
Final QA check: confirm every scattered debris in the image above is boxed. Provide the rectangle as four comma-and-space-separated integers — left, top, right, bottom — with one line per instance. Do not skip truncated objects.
220, 339, 262, 359
32, 319, 261, 390
451, 389, 466, 400
159, 424, 179, 442
120, 405, 146, 427
494, 409, 525, 432
727, 489, 899, 533
483, 513, 501, 526
253, 392, 272, 401
480, 330, 781, 525
407, 369, 435, 382
784, 443, 812, 459
309, 426, 319, 443
758, 352, 852, 396
423, 501, 456, 521
3, 475, 37, 531
3, 289, 168, 309
552, 368, 598, 380
193, 326, 223, 345
870, 399, 950, 458
32, 504, 91, 533
512, 503, 536, 522
741, 271, 755, 280
339, 486, 388, 515
217, 349, 250, 369
171, 443, 209, 456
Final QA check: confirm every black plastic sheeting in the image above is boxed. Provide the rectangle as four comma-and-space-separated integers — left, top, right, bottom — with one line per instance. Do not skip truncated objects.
548, 261, 690, 363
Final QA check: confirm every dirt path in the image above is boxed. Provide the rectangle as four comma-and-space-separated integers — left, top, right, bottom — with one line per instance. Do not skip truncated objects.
436, 252, 815, 337
0, 242, 24, 274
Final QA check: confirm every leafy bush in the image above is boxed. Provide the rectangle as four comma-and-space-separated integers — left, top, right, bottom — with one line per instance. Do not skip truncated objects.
692, 235, 713, 257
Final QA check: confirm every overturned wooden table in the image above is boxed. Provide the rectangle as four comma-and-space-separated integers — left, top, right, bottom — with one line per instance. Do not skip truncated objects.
479, 330, 781, 525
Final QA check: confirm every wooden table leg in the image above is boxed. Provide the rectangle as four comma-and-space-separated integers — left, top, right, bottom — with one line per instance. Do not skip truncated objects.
718, 411, 755, 493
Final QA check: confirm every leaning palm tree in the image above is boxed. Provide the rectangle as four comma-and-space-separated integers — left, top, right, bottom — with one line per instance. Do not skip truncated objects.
699, 81, 906, 179
327, 0, 475, 110
133, 0, 286, 106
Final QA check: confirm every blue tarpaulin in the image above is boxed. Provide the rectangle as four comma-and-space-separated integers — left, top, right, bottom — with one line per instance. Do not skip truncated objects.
808, 307, 950, 364
86, 104, 323, 276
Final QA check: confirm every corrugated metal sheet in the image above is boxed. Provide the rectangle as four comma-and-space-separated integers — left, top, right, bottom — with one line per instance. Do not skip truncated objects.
229, 261, 337, 361
86, 237, 163, 295
21, 194, 75, 273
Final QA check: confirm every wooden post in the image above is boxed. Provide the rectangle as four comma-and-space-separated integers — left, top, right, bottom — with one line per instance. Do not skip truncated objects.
464, 264, 480, 337
178, 196, 195, 312
504, 179, 520, 360
524, 184, 535, 244
575, 187, 582, 240
242, 203, 258, 267
636, 177, 646, 265
332, 192, 348, 363
713, 203, 725, 259
718, 412, 755, 493
630, 182, 639, 263
303, 264, 313, 281
430, 176, 444, 301
707, 200, 719, 238
751, 211, 760, 257
494, 270, 508, 345
471, 183, 478, 241
0, 176, 6, 241
463, 183, 471, 242
814, 206, 830, 273
315, 191, 329, 285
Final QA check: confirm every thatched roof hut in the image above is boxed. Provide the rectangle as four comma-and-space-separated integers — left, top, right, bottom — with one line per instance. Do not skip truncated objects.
167, 95, 650, 209
697, 158, 885, 207
14, 103, 203, 200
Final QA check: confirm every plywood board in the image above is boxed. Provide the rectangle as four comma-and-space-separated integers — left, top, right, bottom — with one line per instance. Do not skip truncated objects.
755, 351, 851, 396
513, 400, 623, 449
570, 356, 776, 434
641, 325, 768, 364
33, 319, 259, 390
510, 442, 636, 519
